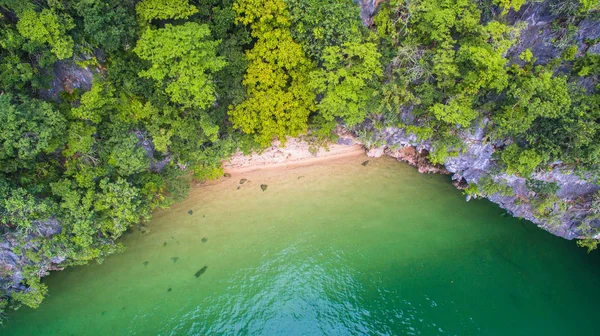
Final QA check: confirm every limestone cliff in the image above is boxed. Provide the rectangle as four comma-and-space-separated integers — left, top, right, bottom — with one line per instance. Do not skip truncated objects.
356, 1, 600, 240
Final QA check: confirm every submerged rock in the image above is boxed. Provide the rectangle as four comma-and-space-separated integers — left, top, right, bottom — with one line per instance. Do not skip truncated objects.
143, 261, 149, 267
163, 242, 167, 247
188, 210, 193, 215
261, 184, 268, 191
224, 173, 231, 178
195, 266, 208, 278
240, 178, 248, 184
201, 237, 208, 243
168, 288, 172, 292
361, 160, 370, 166
171, 257, 179, 263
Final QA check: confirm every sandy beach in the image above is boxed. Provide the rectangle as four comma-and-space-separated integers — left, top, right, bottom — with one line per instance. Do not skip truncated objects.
222, 136, 366, 174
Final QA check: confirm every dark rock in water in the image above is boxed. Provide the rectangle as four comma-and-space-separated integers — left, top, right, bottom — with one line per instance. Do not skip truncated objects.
171, 257, 179, 263
168, 288, 172, 292
240, 178, 248, 184
188, 210, 193, 215
298, 176, 305, 179
201, 237, 208, 243
163, 242, 167, 247
224, 173, 231, 178
143, 261, 149, 267
195, 266, 208, 278
362, 160, 369, 166
261, 184, 268, 191
237, 186, 241, 190
101, 311, 106, 316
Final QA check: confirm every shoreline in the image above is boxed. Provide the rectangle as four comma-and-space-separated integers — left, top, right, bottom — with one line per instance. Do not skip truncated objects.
222, 137, 365, 174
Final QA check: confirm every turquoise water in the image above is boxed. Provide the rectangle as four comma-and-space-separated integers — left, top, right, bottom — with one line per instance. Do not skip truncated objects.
5, 155, 600, 335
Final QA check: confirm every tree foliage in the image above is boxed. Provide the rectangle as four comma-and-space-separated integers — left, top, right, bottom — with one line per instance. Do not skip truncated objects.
229, 0, 316, 146
74, 0, 136, 51
0, 94, 66, 172
134, 23, 226, 110
309, 42, 382, 126
284, 0, 364, 59
16, 9, 74, 59
135, 0, 198, 22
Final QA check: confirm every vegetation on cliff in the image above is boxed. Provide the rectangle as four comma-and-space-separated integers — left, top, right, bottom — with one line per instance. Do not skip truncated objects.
0, 0, 599, 317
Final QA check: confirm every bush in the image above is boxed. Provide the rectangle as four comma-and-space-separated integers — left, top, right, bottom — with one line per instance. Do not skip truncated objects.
501, 144, 546, 177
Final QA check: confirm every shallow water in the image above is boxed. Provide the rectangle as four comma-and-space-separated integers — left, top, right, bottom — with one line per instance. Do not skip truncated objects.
5, 155, 600, 335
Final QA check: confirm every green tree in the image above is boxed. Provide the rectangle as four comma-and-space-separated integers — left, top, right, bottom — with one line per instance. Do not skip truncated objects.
494, 0, 526, 15
16, 9, 74, 59
0, 186, 53, 233
10, 278, 47, 309
70, 80, 115, 124
284, 0, 364, 60
101, 133, 149, 176
75, 0, 136, 51
501, 144, 546, 177
135, 0, 198, 22
63, 122, 97, 158
0, 28, 35, 92
309, 42, 382, 126
230, 0, 316, 146
133, 23, 226, 110
494, 69, 571, 136
0, 94, 66, 172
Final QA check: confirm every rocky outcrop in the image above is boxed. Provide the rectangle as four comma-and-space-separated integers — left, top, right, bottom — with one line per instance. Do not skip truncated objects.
133, 130, 171, 172
39, 59, 96, 101
354, 0, 385, 26
352, 1, 600, 240
0, 218, 66, 294
505, 2, 600, 61
359, 118, 600, 239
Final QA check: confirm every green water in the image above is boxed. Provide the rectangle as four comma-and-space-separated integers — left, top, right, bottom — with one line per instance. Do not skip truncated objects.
5, 155, 600, 335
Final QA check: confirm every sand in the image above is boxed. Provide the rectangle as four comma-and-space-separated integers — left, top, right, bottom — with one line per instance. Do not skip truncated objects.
222, 136, 366, 174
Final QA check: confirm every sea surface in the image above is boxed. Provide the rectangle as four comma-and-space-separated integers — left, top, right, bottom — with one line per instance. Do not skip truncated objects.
5, 155, 600, 335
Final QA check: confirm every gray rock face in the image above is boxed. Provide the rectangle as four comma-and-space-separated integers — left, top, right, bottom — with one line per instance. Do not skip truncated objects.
354, 0, 383, 26
133, 130, 171, 172
534, 169, 599, 199
351, 1, 600, 240
577, 20, 600, 54
37, 218, 62, 237
337, 137, 354, 146
504, 3, 600, 67
364, 120, 600, 240
39, 60, 95, 101
505, 2, 558, 65
0, 219, 66, 293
